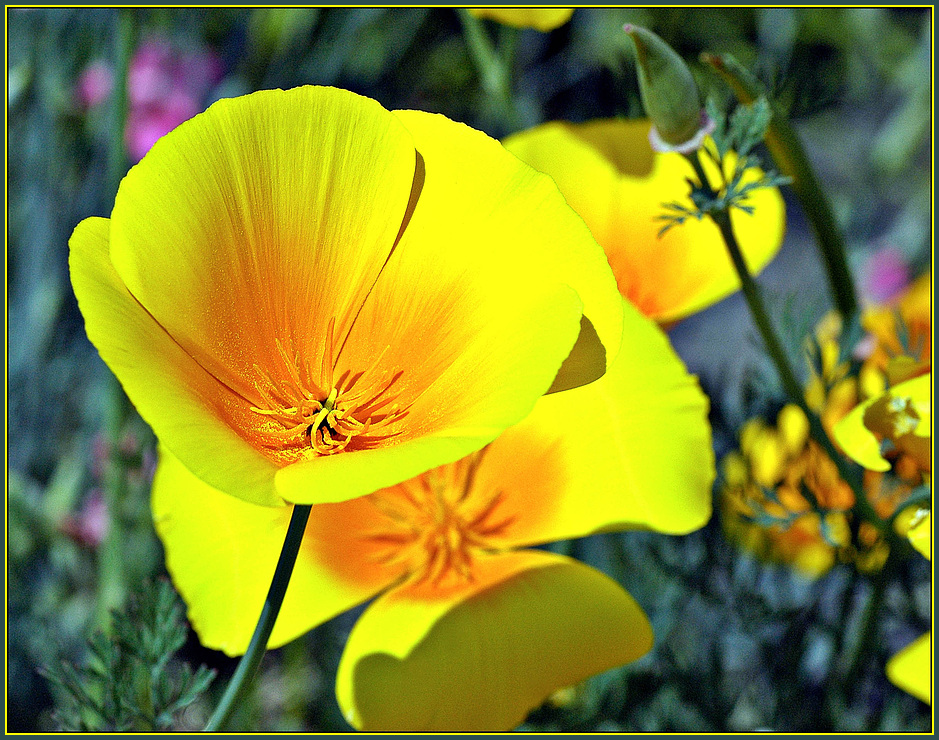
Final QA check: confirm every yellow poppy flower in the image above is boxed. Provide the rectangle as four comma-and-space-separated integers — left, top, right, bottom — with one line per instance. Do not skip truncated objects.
69, 86, 623, 508
152, 297, 715, 731
503, 118, 785, 323
467, 7, 573, 32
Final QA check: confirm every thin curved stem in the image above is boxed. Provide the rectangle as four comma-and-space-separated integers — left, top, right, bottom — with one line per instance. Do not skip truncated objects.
106, 9, 132, 202
686, 152, 902, 550
701, 52, 859, 323
456, 9, 521, 133
834, 549, 897, 703
95, 7, 135, 631
204, 504, 313, 732
686, 153, 806, 404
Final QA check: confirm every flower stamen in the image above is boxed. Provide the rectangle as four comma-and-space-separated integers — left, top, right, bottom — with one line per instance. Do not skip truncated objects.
248, 326, 408, 457
360, 451, 515, 587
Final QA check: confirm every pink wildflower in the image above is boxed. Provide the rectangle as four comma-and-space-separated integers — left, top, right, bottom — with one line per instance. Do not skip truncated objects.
861, 245, 911, 305
75, 60, 114, 109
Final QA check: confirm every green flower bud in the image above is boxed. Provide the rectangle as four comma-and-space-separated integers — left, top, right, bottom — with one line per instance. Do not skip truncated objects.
624, 25, 710, 152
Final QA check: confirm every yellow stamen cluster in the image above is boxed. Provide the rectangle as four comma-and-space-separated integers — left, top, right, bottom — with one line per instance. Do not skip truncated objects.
249, 319, 407, 457
362, 451, 516, 588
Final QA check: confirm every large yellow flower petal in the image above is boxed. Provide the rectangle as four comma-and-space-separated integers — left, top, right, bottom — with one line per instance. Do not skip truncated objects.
275, 109, 625, 504
474, 297, 713, 547
887, 633, 932, 705
69, 218, 282, 506
468, 7, 574, 32
833, 374, 931, 472
151, 446, 391, 656
392, 108, 624, 394
76, 86, 623, 507
109, 87, 417, 418
336, 550, 652, 731
503, 118, 786, 322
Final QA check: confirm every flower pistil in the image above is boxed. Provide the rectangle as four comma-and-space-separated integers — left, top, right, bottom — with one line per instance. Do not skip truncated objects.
249, 318, 407, 457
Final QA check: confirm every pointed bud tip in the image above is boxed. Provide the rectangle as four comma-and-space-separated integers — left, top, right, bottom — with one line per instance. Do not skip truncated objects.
622, 25, 704, 149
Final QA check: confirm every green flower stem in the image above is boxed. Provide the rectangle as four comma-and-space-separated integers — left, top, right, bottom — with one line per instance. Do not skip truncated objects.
701, 52, 859, 323
204, 504, 313, 732
106, 9, 133, 202
686, 152, 901, 549
497, 21, 519, 71
457, 9, 520, 132
95, 8, 135, 631
94, 381, 131, 631
834, 549, 897, 703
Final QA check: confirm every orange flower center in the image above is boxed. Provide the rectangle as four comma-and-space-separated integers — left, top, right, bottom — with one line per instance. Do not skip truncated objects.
247, 318, 408, 458
361, 452, 515, 588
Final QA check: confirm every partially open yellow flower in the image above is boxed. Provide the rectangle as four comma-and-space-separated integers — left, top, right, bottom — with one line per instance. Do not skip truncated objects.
467, 7, 573, 32
886, 510, 932, 705
720, 403, 855, 579
152, 297, 715, 730
503, 118, 785, 322
834, 374, 931, 475
69, 86, 623, 508
721, 467, 847, 578
836, 368, 931, 705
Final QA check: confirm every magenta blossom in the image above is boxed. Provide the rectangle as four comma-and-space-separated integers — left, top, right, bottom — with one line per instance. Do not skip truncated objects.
860, 245, 911, 305
126, 37, 223, 162
75, 36, 223, 162
126, 86, 202, 162
75, 60, 114, 109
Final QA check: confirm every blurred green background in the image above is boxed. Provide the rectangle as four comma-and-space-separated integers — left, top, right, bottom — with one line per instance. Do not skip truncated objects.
6, 7, 932, 732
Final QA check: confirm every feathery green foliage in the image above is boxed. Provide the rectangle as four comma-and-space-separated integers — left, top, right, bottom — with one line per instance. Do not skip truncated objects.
41, 579, 216, 731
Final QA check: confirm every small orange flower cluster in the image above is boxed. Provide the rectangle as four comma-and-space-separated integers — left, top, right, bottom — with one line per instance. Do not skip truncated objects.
721, 274, 932, 577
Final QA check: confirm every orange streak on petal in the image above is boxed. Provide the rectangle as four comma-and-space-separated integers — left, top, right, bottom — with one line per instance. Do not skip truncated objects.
303, 494, 411, 591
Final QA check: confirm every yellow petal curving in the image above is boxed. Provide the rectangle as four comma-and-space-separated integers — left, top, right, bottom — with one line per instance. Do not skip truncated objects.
887, 633, 932, 705
503, 118, 785, 322
833, 374, 931, 472
151, 446, 389, 655
476, 297, 714, 546
336, 550, 652, 731
69, 218, 282, 506
393, 109, 623, 393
